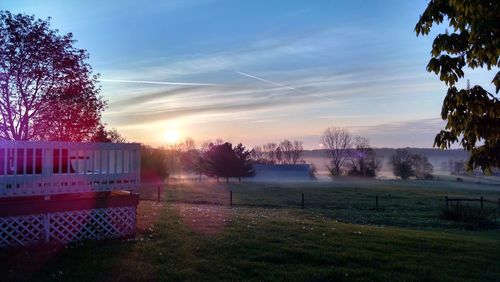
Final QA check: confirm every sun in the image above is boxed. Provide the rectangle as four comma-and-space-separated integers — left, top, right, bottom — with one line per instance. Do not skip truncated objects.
164, 130, 180, 144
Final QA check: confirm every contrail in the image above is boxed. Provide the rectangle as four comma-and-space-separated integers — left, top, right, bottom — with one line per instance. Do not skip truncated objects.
236, 71, 297, 91
99, 79, 219, 86
236, 71, 335, 102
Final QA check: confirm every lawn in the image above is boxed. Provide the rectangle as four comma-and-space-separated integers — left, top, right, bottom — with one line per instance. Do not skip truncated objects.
1, 179, 499, 281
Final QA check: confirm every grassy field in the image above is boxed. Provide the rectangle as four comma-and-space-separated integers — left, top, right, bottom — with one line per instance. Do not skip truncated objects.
1, 179, 499, 281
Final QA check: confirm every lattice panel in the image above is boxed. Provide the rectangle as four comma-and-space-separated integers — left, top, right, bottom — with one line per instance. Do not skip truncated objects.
0, 214, 45, 247
48, 207, 135, 243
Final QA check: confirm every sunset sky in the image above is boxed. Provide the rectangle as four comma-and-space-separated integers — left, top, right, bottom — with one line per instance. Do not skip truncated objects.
2, 0, 495, 148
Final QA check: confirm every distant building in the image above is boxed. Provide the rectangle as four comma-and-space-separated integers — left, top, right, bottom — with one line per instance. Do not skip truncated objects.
245, 164, 312, 182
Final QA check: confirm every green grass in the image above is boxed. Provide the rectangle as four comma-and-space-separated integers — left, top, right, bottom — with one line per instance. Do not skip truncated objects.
1, 179, 499, 281
142, 179, 500, 230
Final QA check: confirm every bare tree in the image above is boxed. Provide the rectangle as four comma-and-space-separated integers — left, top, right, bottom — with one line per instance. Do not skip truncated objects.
254, 140, 304, 164
280, 139, 293, 164
251, 145, 265, 163
181, 137, 196, 152
291, 140, 304, 164
263, 142, 278, 164
275, 146, 283, 164
321, 127, 352, 176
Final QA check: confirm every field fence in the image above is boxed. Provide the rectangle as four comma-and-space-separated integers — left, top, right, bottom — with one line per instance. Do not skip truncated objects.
137, 182, 500, 215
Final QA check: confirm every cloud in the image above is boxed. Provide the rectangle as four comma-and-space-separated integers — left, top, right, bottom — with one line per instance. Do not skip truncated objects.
100, 79, 219, 86
351, 118, 445, 134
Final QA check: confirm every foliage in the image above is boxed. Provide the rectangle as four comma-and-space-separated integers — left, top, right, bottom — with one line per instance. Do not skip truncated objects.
233, 143, 256, 181
0, 11, 105, 141
347, 137, 381, 178
449, 159, 468, 175
321, 127, 352, 176
203, 142, 255, 182
90, 124, 126, 143
411, 154, 434, 179
141, 145, 169, 183
415, 0, 500, 173
177, 137, 200, 173
390, 149, 435, 179
390, 149, 415, 179
440, 204, 497, 230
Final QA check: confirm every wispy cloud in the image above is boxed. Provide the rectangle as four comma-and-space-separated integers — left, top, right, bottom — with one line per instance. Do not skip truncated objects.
100, 79, 219, 86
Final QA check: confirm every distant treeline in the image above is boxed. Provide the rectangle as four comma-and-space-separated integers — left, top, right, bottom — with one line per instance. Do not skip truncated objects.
125, 126, 491, 183
140, 139, 255, 183
303, 148, 469, 159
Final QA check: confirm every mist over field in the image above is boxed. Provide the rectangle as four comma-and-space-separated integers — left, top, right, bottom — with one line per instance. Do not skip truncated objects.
303, 148, 467, 174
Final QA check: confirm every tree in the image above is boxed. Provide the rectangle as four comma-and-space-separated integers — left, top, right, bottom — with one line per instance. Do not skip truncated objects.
411, 154, 434, 179
390, 149, 415, 180
91, 124, 126, 143
263, 142, 278, 164
291, 140, 304, 164
280, 139, 293, 164
415, 1, 500, 174
321, 127, 352, 176
449, 159, 467, 175
141, 145, 169, 183
193, 155, 207, 182
0, 11, 105, 141
275, 146, 283, 164
348, 137, 380, 178
178, 137, 199, 173
250, 145, 266, 163
203, 142, 255, 182
233, 143, 255, 182
203, 142, 238, 182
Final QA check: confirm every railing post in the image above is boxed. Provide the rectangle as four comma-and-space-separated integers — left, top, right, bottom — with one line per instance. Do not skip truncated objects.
480, 196, 484, 209
445, 196, 448, 210
376, 196, 379, 211
301, 193, 304, 209
230, 190, 233, 207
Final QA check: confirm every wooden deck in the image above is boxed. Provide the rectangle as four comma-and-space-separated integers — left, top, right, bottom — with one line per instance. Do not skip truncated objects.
0, 141, 142, 247
0, 141, 141, 197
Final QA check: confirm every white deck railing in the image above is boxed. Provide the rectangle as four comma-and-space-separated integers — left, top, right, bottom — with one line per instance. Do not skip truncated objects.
0, 141, 141, 197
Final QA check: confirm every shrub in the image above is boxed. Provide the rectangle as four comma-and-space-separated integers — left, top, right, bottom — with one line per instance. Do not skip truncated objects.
440, 204, 497, 230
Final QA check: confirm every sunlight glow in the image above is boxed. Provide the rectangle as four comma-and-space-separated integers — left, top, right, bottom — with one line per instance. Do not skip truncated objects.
165, 130, 180, 144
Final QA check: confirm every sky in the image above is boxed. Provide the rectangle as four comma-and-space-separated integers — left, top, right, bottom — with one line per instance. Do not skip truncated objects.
1, 0, 496, 148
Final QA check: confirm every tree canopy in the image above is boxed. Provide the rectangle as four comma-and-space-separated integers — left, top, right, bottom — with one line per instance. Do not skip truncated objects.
389, 149, 434, 180
0, 11, 105, 141
203, 142, 255, 182
390, 149, 415, 180
415, 0, 500, 173
347, 137, 381, 178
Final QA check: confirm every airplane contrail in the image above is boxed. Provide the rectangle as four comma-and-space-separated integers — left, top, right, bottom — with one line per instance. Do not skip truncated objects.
236, 71, 297, 91
236, 71, 336, 101
99, 79, 219, 86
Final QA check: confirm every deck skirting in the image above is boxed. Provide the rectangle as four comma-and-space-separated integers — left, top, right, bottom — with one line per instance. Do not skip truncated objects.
0, 192, 138, 247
